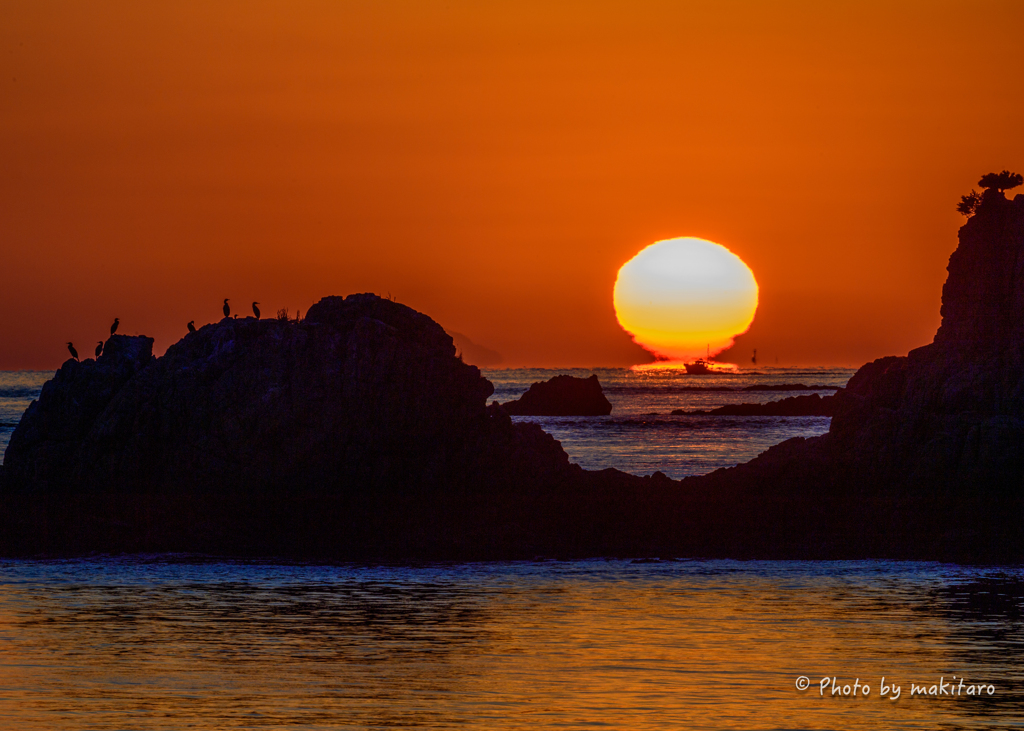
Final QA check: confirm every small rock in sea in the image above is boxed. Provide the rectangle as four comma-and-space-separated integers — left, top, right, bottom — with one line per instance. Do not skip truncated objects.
500, 374, 613, 416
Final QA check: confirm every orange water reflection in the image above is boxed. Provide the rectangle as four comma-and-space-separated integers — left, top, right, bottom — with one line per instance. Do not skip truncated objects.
0, 559, 1021, 729
630, 361, 740, 372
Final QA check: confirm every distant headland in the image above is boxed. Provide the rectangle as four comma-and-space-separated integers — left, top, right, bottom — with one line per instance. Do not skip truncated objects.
1, 179, 1022, 562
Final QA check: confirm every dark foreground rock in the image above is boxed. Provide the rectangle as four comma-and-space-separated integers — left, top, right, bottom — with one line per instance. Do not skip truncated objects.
2, 294, 573, 495
500, 374, 613, 416
698, 188, 1024, 496
672, 393, 836, 416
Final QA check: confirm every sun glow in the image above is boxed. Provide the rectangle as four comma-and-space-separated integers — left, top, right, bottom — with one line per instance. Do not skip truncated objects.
614, 237, 759, 365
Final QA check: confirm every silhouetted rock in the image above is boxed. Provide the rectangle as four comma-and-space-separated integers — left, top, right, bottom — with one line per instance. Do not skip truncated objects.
2, 294, 573, 495
672, 393, 835, 416
934, 188, 1024, 349
501, 374, 613, 416
699, 190, 1024, 493
4, 335, 153, 491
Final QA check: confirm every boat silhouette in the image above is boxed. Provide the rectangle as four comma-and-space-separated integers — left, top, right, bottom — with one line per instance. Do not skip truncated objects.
684, 358, 713, 375
685, 345, 714, 374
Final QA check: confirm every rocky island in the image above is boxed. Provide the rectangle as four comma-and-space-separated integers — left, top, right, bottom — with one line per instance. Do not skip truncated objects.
2, 295, 573, 495
1, 184, 1022, 562
500, 374, 613, 416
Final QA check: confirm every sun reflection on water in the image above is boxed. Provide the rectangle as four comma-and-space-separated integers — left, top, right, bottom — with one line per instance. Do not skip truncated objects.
0, 559, 1022, 730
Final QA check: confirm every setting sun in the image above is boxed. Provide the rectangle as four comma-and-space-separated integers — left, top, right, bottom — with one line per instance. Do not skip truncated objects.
613, 237, 759, 364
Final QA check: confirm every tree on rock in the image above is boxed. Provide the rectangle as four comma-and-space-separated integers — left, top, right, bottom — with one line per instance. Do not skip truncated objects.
957, 190, 982, 217
958, 170, 1023, 216
978, 170, 1023, 192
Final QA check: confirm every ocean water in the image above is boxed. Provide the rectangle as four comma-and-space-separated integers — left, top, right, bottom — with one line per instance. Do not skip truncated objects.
0, 371, 49, 466
1, 367, 851, 477
486, 367, 853, 479
0, 557, 1021, 730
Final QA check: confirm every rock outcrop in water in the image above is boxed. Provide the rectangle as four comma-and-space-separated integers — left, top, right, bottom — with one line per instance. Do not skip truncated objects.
2, 294, 573, 494
3, 335, 155, 491
500, 374, 613, 416
702, 188, 1024, 494
832, 188, 1024, 489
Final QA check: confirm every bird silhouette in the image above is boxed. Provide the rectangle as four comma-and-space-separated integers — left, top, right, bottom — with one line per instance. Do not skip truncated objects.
252, 301, 261, 319
187, 320, 196, 333
110, 317, 119, 336
67, 342, 79, 361
223, 299, 230, 318
95, 341, 103, 358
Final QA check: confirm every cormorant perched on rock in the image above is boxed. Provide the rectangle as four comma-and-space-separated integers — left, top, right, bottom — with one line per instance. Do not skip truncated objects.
67, 342, 79, 361
110, 318, 119, 336
187, 320, 196, 333
252, 301, 261, 319
223, 299, 230, 318
95, 341, 104, 358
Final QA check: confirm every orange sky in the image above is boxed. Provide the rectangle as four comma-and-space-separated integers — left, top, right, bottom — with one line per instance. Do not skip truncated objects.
2, 1, 1023, 369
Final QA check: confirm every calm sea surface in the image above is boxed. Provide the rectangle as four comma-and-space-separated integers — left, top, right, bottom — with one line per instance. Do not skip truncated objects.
3, 368, 1022, 729
485, 366, 852, 478
1, 558, 1022, 730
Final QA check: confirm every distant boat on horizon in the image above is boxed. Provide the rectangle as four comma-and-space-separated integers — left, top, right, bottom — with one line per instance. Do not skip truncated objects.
684, 358, 713, 375
686, 344, 715, 374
